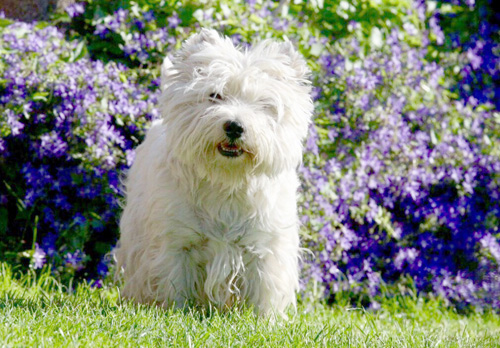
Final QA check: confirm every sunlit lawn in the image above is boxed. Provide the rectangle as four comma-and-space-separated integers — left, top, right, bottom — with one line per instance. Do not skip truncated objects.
0, 264, 499, 347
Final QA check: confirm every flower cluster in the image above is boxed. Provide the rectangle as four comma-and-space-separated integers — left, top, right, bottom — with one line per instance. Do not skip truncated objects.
424, 0, 500, 109
0, 21, 160, 279
62, 1, 189, 67
300, 18, 500, 307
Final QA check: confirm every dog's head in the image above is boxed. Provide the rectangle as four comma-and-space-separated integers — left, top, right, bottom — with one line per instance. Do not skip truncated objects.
160, 29, 313, 185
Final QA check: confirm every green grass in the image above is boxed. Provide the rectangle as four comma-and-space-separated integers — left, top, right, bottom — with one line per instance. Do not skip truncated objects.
0, 264, 499, 347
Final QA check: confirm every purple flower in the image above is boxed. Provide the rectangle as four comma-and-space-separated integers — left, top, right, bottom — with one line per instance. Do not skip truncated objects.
64, 250, 86, 271
481, 234, 500, 263
272, 18, 289, 32
32, 244, 46, 269
466, 48, 483, 70
465, 0, 475, 9
429, 16, 444, 46
65, 3, 85, 18
94, 24, 108, 38
305, 125, 319, 156
143, 10, 155, 22
403, 22, 418, 36
5, 110, 24, 136
167, 13, 181, 29
412, 0, 426, 22
91, 279, 103, 288
394, 248, 419, 270
97, 257, 111, 276
39, 132, 68, 158
348, 21, 360, 32
41, 233, 57, 257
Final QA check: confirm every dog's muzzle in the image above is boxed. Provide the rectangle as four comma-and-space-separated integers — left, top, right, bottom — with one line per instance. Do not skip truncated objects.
218, 121, 244, 158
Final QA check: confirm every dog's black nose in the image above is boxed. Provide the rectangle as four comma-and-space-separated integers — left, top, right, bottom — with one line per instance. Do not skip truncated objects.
223, 121, 244, 140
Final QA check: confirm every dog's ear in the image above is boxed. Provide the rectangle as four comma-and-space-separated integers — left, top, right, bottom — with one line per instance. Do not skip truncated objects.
162, 29, 225, 88
161, 56, 174, 91
177, 29, 224, 61
254, 40, 310, 81
184, 28, 222, 48
277, 41, 310, 80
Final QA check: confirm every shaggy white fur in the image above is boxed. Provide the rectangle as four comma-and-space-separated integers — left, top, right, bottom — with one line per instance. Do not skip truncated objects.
114, 29, 313, 316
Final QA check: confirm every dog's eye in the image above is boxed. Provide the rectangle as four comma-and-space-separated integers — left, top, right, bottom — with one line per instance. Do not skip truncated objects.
209, 93, 223, 102
261, 101, 278, 115
265, 107, 279, 119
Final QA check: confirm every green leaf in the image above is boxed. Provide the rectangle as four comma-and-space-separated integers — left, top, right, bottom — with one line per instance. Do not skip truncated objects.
430, 130, 438, 145
0, 207, 7, 234
69, 41, 88, 63
309, 43, 324, 57
249, 14, 265, 24
115, 116, 124, 127
119, 73, 128, 84
32, 92, 49, 102
0, 18, 12, 28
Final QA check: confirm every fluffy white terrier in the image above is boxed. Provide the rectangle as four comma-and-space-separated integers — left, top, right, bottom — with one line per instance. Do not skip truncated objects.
114, 29, 313, 316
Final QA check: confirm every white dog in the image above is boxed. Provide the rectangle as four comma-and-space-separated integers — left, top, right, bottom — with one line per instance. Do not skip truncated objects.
114, 29, 313, 316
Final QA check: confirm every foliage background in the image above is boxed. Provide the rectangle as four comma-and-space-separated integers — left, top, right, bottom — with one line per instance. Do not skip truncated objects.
0, 0, 498, 309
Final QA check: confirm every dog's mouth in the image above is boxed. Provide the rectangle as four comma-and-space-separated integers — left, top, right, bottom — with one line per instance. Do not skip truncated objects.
217, 142, 244, 158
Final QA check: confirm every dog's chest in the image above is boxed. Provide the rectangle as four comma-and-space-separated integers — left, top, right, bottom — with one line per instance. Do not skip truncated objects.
195, 196, 255, 242
191, 183, 269, 242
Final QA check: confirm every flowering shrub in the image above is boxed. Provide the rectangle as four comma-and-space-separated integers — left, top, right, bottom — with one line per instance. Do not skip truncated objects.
60, 1, 187, 67
296, 0, 500, 309
430, 0, 500, 108
59, 0, 304, 67
0, 20, 160, 278
301, 30, 500, 309
0, 0, 498, 309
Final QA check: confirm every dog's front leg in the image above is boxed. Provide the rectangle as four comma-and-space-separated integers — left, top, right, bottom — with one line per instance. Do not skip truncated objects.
149, 230, 208, 309
243, 237, 300, 316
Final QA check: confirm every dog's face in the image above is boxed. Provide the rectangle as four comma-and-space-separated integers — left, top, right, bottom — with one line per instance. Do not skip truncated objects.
160, 29, 313, 184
